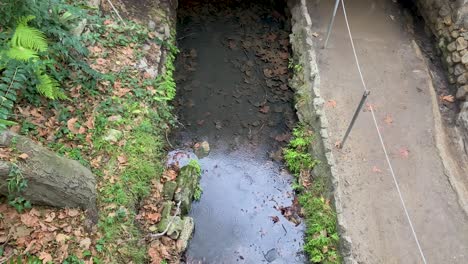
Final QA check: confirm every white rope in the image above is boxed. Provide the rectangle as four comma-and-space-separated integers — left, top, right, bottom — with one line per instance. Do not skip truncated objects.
339, 0, 428, 263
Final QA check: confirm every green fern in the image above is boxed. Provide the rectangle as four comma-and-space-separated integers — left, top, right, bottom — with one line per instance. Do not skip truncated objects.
6, 46, 39, 61
0, 15, 65, 129
12, 15, 48, 52
36, 73, 66, 99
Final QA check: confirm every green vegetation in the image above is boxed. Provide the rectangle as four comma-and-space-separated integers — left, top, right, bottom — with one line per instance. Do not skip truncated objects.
1, 0, 180, 262
0, 0, 99, 130
188, 159, 203, 201
7, 164, 31, 213
284, 125, 341, 263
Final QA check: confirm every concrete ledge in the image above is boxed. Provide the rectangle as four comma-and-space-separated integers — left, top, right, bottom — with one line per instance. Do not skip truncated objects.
287, 0, 356, 263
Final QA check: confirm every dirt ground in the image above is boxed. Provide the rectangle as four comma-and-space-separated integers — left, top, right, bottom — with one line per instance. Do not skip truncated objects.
307, 0, 468, 263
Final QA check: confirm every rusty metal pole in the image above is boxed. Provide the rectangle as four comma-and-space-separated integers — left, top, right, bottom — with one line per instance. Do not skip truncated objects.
337, 90, 370, 149
323, 0, 341, 49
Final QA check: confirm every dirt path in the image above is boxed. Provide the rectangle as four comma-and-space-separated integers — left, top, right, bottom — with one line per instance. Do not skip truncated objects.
173, 1, 305, 262
307, 0, 468, 263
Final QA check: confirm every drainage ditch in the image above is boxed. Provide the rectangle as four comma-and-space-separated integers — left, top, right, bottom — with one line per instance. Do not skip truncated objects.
173, 0, 306, 262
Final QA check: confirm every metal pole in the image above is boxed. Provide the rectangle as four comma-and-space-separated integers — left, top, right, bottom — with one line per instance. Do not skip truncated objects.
323, 0, 341, 49
337, 90, 370, 149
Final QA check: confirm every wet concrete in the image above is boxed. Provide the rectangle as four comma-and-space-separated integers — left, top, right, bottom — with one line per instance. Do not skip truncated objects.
173, 0, 304, 263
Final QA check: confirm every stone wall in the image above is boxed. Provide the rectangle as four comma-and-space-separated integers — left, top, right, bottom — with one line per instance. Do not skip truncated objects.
415, 0, 468, 137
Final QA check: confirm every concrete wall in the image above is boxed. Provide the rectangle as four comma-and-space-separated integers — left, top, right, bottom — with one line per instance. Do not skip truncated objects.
415, 0, 468, 137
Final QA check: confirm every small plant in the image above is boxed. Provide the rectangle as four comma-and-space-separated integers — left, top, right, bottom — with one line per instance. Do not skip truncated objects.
288, 58, 303, 73
188, 159, 203, 201
153, 33, 179, 101
7, 164, 31, 212
194, 185, 203, 201
284, 124, 340, 263
283, 125, 318, 176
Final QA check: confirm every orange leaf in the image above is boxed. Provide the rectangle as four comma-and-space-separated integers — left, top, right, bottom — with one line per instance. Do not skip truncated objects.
39, 251, 52, 264
384, 114, 393, 125
326, 100, 337, 108
441, 95, 454, 103
18, 153, 29, 160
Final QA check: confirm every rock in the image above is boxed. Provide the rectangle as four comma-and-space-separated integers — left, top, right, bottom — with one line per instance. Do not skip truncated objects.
447, 41, 457, 52
451, 30, 460, 39
453, 52, 461, 63
457, 73, 468, 84
148, 21, 156, 31
439, 5, 451, 17
174, 164, 201, 214
166, 150, 198, 169
443, 16, 452, 26
456, 85, 468, 99
163, 181, 177, 200
108, 115, 122, 122
176, 217, 194, 252
137, 58, 148, 69
454, 63, 465, 75
193, 141, 210, 158
71, 19, 87, 36
87, 0, 100, 8
103, 129, 123, 142
456, 37, 467, 50
462, 53, 468, 64
446, 55, 454, 66
449, 75, 457, 84
264, 248, 278, 262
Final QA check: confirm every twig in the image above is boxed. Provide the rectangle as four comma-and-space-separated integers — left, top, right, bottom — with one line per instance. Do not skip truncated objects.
177, 33, 195, 40
148, 200, 182, 239
165, 128, 174, 148
106, 0, 127, 26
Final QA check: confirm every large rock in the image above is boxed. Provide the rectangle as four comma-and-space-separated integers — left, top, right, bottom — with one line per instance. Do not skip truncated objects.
456, 85, 468, 99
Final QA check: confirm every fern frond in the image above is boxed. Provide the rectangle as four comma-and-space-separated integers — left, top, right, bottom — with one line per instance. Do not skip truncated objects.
6, 46, 39, 61
17, 15, 36, 26
36, 73, 66, 99
12, 17, 48, 52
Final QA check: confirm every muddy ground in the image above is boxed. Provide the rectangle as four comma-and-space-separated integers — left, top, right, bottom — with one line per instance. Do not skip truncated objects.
173, 0, 305, 263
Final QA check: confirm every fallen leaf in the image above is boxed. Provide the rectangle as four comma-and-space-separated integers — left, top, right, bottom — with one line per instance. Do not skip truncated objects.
79, 237, 91, 250
146, 212, 161, 223
326, 100, 337, 108
67, 209, 80, 217
44, 212, 56, 222
372, 166, 382, 173
384, 114, 393, 125
117, 155, 128, 165
441, 94, 454, 103
67, 118, 82, 134
39, 252, 52, 264
18, 153, 29, 160
21, 213, 39, 227
56, 233, 69, 244
274, 133, 290, 142
270, 215, 280, 223
85, 115, 95, 129
259, 105, 270, 114
399, 147, 410, 158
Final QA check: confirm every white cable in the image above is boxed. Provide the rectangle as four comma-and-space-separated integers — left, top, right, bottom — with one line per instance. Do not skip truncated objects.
339, 0, 428, 263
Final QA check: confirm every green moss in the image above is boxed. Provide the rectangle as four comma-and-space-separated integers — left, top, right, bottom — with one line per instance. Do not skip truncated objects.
284, 124, 341, 264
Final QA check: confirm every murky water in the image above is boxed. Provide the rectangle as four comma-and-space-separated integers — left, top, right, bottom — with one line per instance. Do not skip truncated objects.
173, 0, 304, 263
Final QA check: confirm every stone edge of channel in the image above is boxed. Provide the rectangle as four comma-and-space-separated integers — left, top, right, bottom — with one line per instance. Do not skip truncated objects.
287, 0, 356, 263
